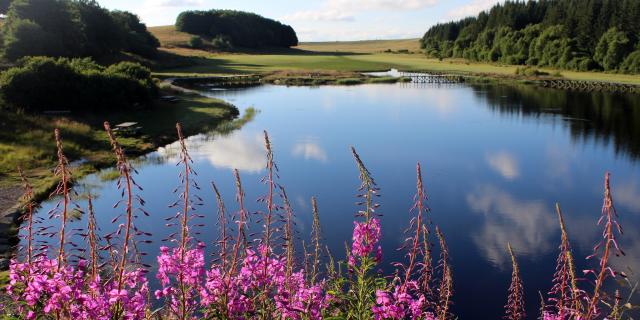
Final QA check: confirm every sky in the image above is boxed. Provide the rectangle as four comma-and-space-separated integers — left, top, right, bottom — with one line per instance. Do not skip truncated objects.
102, 0, 501, 42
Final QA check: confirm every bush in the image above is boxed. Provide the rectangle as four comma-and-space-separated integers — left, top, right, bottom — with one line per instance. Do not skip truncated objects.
210, 35, 232, 50
0, 57, 157, 113
619, 50, 640, 74
515, 66, 549, 77
189, 35, 204, 49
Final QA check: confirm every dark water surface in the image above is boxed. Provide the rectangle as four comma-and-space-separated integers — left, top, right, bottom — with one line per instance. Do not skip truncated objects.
33, 82, 640, 318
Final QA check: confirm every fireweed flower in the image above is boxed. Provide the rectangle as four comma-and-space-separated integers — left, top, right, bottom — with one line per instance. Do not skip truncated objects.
350, 217, 382, 265
7, 255, 148, 320
372, 281, 433, 320
200, 244, 329, 319
155, 242, 206, 316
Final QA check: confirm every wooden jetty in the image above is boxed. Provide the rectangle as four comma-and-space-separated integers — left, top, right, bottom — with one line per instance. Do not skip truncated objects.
539, 79, 640, 94
172, 75, 261, 88
399, 72, 465, 84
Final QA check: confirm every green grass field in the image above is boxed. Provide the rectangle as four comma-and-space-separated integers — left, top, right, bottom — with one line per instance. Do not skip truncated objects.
149, 25, 640, 85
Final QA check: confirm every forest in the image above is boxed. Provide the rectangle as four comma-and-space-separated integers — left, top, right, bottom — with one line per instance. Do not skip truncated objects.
175, 10, 298, 49
0, 0, 160, 61
420, 0, 640, 73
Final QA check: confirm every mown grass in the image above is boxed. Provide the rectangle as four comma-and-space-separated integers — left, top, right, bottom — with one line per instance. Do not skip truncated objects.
149, 26, 640, 85
0, 90, 238, 208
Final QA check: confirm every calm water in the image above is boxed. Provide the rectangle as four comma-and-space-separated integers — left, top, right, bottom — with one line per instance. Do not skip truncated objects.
34, 82, 640, 318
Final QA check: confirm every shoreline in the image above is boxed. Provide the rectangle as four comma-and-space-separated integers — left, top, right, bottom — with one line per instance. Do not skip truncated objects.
0, 88, 241, 263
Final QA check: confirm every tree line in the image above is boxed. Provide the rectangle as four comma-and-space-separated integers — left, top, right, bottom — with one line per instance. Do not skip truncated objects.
176, 9, 298, 48
0, 0, 160, 61
420, 0, 640, 73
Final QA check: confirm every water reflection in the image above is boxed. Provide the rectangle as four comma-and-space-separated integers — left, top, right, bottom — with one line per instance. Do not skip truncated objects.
485, 151, 520, 180
466, 184, 558, 267
474, 84, 640, 159
157, 127, 266, 172
616, 180, 640, 213
25, 81, 640, 319
292, 139, 328, 162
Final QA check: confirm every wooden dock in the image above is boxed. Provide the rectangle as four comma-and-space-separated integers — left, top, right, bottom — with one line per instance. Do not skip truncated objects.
400, 72, 465, 84
539, 79, 640, 94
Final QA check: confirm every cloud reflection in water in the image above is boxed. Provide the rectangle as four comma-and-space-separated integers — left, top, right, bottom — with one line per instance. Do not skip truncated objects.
466, 185, 557, 268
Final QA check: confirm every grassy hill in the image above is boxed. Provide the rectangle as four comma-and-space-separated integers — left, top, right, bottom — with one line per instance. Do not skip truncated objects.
296, 39, 420, 53
149, 25, 193, 48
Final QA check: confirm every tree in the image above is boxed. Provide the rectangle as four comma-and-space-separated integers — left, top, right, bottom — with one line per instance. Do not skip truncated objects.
595, 27, 631, 71
175, 9, 298, 48
619, 50, 640, 73
1, 0, 158, 61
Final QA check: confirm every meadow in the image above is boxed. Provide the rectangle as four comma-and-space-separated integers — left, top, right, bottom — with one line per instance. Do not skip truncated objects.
148, 26, 640, 85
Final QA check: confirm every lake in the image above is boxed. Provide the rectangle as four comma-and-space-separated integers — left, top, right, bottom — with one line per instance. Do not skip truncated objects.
32, 81, 640, 319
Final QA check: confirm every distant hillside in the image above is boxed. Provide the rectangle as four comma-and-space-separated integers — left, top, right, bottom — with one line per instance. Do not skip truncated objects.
149, 25, 193, 48
421, 0, 640, 73
297, 39, 421, 53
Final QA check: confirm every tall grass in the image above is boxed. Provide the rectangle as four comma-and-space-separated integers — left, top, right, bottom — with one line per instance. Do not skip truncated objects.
3, 125, 636, 320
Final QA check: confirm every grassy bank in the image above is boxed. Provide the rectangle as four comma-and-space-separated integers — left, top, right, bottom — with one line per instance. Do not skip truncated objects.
0, 88, 239, 212
148, 26, 640, 85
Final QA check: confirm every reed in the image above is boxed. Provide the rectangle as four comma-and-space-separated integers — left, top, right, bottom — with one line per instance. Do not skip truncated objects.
17, 167, 35, 265
505, 243, 525, 320
436, 226, 453, 320
585, 173, 625, 319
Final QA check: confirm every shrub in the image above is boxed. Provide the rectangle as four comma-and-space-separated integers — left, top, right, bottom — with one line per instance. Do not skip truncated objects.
210, 35, 233, 50
619, 50, 640, 74
189, 35, 204, 49
515, 66, 549, 77
0, 57, 157, 112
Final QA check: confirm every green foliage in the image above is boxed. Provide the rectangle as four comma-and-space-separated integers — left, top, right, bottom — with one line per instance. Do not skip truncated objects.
0, 56, 157, 112
175, 9, 298, 48
189, 35, 204, 49
595, 28, 631, 71
1, 0, 159, 61
515, 66, 549, 77
110, 10, 160, 58
210, 35, 232, 50
619, 50, 640, 73
420, 0, 640, 73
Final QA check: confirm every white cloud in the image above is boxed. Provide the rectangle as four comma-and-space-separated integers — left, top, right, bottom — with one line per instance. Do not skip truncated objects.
145, 0, 204, 7
447, 0, 501, 20
292, 140, 328, 162
285, 0, 438, 23
467, 185, 557, 267
328, 0, 439, 11
295, 27, 419, 42
284, 10, 355, 22
485, 151, 519, 180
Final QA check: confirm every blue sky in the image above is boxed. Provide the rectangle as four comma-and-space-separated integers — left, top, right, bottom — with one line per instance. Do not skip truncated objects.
102, 0, 500, 41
